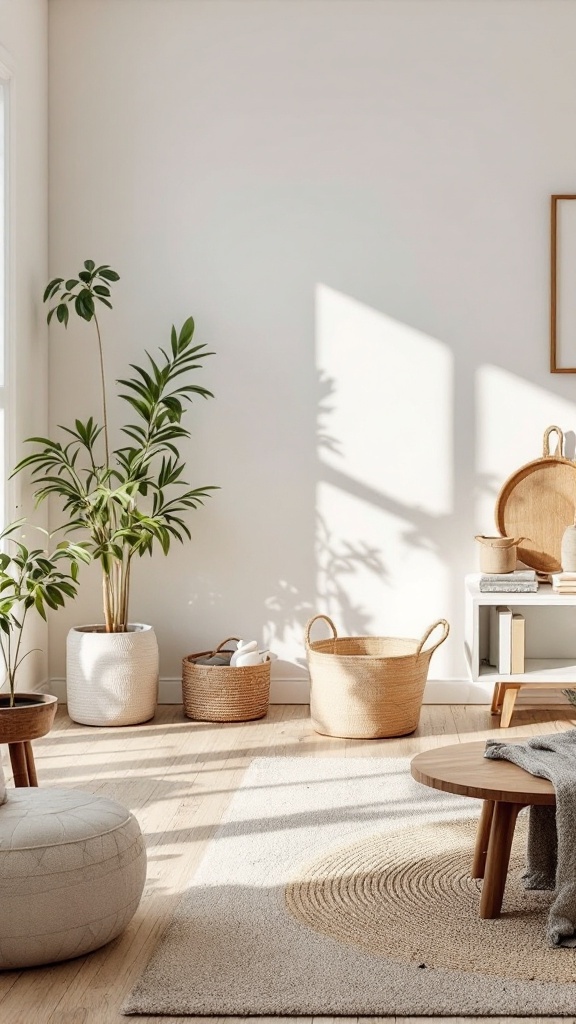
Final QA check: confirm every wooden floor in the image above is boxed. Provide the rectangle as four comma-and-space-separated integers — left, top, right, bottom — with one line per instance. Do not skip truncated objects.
1, 701, 575, 1024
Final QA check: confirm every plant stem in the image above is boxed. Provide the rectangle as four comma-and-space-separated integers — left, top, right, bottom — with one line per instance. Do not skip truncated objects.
6, 627, 13, 707
93, 310, 110, 468
102, 571, 113, 632
120, 553, 131, 632
113, 560, 121, 631
11, 604, 28, 705
0, 630, 11, 706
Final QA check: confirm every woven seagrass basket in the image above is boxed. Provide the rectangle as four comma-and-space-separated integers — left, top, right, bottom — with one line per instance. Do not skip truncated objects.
182, 637, 270, 722
305, 615, 449, 739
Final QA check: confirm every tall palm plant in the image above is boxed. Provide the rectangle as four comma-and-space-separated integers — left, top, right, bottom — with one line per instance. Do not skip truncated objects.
13, 262, 216, 633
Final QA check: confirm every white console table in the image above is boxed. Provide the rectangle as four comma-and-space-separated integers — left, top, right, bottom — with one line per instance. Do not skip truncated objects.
465, 574, 576, 726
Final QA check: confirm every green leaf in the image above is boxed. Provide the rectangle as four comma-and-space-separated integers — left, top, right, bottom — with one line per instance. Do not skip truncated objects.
178, 316, 195, 348
84, 259, 95, 271
99, 268, 120, 282
43, 278, 64, 302
75, 289, 95, 321
34, 591, 46, 620
120, 395, 153, 421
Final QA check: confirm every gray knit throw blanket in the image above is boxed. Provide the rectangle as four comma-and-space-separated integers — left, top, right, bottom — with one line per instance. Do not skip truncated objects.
485, 729, 576, 947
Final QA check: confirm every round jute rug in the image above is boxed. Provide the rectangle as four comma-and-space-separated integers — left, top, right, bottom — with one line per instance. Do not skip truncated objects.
285, 816, 576, 982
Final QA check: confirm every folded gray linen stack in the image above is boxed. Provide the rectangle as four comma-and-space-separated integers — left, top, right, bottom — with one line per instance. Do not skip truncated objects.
478, 570, 538, 593
485, 729, 576, 947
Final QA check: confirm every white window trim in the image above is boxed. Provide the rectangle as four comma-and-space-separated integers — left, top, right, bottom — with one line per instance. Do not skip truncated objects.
0, 51, 14, 531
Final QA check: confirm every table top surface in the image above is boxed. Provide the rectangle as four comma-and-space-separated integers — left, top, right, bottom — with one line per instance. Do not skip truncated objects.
410, 740, 556, 805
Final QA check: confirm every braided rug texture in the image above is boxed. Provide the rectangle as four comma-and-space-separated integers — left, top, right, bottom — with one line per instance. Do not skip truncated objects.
124, 756, 576, 1017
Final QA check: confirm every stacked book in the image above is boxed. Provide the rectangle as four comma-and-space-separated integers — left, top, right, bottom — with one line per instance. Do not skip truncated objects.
551, 572, 576, 594
489, 605, 525, 674
479, 569, 538, 593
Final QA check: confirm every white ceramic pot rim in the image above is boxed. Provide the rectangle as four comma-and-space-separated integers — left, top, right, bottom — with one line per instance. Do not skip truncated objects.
72, 623, 153, 635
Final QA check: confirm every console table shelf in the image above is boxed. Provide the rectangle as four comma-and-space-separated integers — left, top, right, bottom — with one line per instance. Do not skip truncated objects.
470, 657, 576, 683
465, 574, 576, 725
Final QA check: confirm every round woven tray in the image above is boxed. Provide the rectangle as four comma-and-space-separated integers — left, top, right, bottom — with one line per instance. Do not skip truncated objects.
495, 425, 576, 573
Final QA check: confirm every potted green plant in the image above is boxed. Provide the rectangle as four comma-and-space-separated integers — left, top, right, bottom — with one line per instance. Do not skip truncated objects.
13, 261, 216, 727
0, 521, 86, 782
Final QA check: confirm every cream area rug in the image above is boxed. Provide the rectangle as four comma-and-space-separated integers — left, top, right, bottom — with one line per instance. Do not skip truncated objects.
124, 756, 576, 1017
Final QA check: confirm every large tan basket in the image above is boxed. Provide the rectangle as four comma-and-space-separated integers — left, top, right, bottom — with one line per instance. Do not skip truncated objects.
305, 615, 450, 739
182, 638, 271, 722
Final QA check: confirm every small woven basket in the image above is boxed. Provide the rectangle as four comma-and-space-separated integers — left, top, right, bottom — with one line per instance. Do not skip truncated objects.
182, 638, 271, 722
305, 615, 449, 739
474, 535, 518, 574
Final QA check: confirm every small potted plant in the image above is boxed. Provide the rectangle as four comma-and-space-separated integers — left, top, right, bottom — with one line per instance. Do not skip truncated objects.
13, 262, 217, 727
0, 522, 87, 782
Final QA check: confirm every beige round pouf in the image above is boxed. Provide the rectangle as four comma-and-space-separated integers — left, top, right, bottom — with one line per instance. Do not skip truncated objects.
0, 787, 147, 969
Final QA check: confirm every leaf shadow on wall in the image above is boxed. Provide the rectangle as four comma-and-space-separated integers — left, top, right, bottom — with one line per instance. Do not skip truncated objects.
263, 289, 470, 680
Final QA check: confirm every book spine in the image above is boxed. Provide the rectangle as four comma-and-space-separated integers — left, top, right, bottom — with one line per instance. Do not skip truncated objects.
511, 613, 525, 675
489, 605, 499, 667
498, 606, 512, 675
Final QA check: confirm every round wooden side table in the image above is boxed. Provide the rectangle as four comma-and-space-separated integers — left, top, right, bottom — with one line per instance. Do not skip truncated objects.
410, 739, 555, 919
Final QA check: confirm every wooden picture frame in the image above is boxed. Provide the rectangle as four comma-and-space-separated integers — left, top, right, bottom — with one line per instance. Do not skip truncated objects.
551, 194, 576, 372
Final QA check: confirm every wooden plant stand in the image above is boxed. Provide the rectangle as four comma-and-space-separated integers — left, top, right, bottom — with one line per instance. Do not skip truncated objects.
7, 741, 38, 786
0, 693, 57, 787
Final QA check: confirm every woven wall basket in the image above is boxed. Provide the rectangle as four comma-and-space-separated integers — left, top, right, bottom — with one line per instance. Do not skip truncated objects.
182, 638, 271, 722
305, 615, 449, 739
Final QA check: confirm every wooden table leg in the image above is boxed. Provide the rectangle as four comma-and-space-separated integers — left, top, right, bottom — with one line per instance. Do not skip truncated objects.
24, 741, 38, 786
479, 801, 524, 918
472, 799, 495, 878
8, 741, 30, 787
500, 685, 521, 728
490, 682, 503, 715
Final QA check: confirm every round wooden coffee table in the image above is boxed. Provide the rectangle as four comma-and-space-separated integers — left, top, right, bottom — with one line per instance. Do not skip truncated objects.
410, 740, 555, 919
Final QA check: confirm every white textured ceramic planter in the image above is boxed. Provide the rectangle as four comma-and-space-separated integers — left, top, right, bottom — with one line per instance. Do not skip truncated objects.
66, 624, 159, 727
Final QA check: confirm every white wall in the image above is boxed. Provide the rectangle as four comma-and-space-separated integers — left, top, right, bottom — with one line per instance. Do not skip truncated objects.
0, 0, 48, 692
46, 0, 576, 699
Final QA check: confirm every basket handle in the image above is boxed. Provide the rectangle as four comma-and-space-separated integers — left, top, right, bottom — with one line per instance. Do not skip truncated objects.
417, 619, 450, 657
214, 637, 240, 653
474, 535, 516, 548
543, 425, 564, 458
305, 615, 338, 648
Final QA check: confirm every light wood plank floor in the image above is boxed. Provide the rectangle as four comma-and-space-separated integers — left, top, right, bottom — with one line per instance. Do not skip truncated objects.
1, 702, 575, 1024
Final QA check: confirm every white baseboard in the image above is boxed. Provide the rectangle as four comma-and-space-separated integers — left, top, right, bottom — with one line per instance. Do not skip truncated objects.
43, 677, 67, 701
423, 678, 492, 704
1, 678, 49, 697
46, 675, 313, 705
45, 675, 498, 705
24, 676, 573, 709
